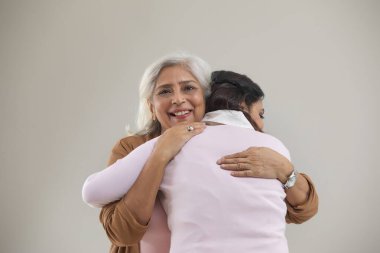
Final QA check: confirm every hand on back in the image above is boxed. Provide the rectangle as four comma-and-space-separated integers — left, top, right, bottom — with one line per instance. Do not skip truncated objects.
153, 122, 206, 163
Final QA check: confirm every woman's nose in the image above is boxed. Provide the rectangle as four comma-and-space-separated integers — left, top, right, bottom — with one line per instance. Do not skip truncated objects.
171, 93, 185, 105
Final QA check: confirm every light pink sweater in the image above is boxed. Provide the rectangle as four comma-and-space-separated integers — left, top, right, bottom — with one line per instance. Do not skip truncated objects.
83, 110, 291, 253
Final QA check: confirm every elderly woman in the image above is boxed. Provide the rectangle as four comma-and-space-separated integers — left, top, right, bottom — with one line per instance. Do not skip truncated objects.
82, 53, 318, 253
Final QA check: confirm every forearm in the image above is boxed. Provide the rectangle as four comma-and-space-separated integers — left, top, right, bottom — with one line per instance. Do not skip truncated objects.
82, 162, 142, 208
123, 152, 169, 225
83, 138, 169, 228
82, 141, 155, 207
96, 147, 169, 245
276, 160, 311, 207
284, 173, 309, 206
124, 122, 206, 224
274, 157, 318, 223
285, 173, 319, 224
96, 125, 204, 244
91, 136, 166, 246
100, 200, 148, 246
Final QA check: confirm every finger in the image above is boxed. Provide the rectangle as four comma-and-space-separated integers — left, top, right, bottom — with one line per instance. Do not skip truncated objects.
188, 124, 206, 133
217, 157, 248, 165
221, 151, 249, 160
183, 124, 206, 141
192, 122, 207, 127
246, 146, 261, 152
188, 127, 205, 136
175, 121, 206, 129
230, 170, 254, 177
184, 122, 206, 132
193, 122, 207, 131
220, 162, 249, 171
224, 147, 262, 159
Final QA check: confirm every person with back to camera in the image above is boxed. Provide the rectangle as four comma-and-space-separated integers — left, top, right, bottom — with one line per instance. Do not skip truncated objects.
82, 53, 318, 253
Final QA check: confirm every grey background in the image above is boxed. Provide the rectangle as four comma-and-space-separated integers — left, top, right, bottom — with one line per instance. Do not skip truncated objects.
1, 0, 379, 252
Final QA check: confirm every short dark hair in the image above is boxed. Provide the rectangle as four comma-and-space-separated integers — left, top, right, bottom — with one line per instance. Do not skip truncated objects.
206, 70, 265, 131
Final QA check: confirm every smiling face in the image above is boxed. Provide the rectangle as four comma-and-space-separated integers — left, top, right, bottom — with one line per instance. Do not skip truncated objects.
149, 65, 206, 132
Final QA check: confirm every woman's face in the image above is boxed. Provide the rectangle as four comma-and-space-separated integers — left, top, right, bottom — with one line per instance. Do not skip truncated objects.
248, 100, 265, 131
150, 65, 206, 132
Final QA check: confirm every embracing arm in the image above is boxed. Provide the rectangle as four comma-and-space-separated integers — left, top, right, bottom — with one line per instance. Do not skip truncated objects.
92, 135, 153, 246
99, 148, 170, 245
82, 136, 171, 245
284, 173, 318, 224
265, 151, 318, 223
108, 123, 206, 227
82, 139, 156, 208
84, 122, 206, 246
94, 136, 170, 245
217, 146, 318, 224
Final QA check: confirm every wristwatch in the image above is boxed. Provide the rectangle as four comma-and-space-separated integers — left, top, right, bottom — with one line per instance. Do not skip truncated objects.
283, 170, 298, 189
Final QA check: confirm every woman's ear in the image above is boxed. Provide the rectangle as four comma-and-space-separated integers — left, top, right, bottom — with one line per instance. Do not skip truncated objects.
148, 100, 156, 121
240, 101, 249, 113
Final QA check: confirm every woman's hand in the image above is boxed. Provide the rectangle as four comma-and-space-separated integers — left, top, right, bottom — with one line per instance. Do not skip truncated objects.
153, 122, 206, 163
217, 147, 293, 182
217, 146, 316, 220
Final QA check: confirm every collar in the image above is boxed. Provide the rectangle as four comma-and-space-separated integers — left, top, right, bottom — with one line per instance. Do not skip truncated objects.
202, 110, 254, 129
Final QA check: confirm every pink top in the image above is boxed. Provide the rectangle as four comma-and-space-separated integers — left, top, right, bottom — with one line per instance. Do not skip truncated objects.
83, 110, 291, 253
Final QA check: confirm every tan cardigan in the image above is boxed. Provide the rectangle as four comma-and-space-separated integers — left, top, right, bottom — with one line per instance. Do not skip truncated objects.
99, 135, 319, 253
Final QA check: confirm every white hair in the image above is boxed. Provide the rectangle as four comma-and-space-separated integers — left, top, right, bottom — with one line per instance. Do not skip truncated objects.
131, 52, 211, 136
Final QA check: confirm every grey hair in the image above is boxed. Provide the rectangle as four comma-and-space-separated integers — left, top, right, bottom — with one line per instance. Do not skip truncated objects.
133, 52, 211, 136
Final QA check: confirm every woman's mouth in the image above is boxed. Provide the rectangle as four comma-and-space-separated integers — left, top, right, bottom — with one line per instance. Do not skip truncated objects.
169, 110, 192, 119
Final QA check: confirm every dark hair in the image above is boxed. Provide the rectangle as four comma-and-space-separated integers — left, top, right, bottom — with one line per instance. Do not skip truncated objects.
206, 70, 265, 131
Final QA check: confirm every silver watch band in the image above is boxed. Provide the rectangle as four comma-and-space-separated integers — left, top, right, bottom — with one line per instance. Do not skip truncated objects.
283, 170, 298, 189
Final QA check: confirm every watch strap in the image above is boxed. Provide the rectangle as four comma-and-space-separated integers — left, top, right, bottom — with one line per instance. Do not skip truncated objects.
283, 170, 298, 189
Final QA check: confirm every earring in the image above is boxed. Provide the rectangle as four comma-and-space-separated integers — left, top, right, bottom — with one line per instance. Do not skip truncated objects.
152, 112, 156, 121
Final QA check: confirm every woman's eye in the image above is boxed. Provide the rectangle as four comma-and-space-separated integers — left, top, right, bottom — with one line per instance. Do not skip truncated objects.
157, 89, 171, 96
259, 113, 265, 119
183, 85, 196, 92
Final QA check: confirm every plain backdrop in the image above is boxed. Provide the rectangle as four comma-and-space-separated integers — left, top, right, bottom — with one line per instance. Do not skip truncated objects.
1, 0, 379, 252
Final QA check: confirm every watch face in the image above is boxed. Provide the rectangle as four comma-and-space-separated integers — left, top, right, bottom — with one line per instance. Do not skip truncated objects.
288, 177, 296, 185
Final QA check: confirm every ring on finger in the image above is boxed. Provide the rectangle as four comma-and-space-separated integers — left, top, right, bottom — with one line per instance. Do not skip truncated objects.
187, 126, 194, 132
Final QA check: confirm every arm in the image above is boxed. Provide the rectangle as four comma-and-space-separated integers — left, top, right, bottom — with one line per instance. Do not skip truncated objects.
98, 151, 169, 246
217, 147, 318, 224
92, 122, 206, 246
120, 122, 206, 225
82, 139, 157, 208
96, 135, 151, 246
284, 173, 318, 224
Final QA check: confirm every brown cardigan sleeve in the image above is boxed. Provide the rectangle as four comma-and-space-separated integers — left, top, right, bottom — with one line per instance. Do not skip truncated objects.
99, 135, 151, 252
285, 173, 319, 224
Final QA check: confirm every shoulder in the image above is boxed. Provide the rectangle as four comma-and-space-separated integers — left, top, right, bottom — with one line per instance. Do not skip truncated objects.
108, 134, 151, 165
119, 134, 151, 151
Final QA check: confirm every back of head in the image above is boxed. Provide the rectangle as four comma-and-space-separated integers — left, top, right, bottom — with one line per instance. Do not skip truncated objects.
206, 70, 264, 131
